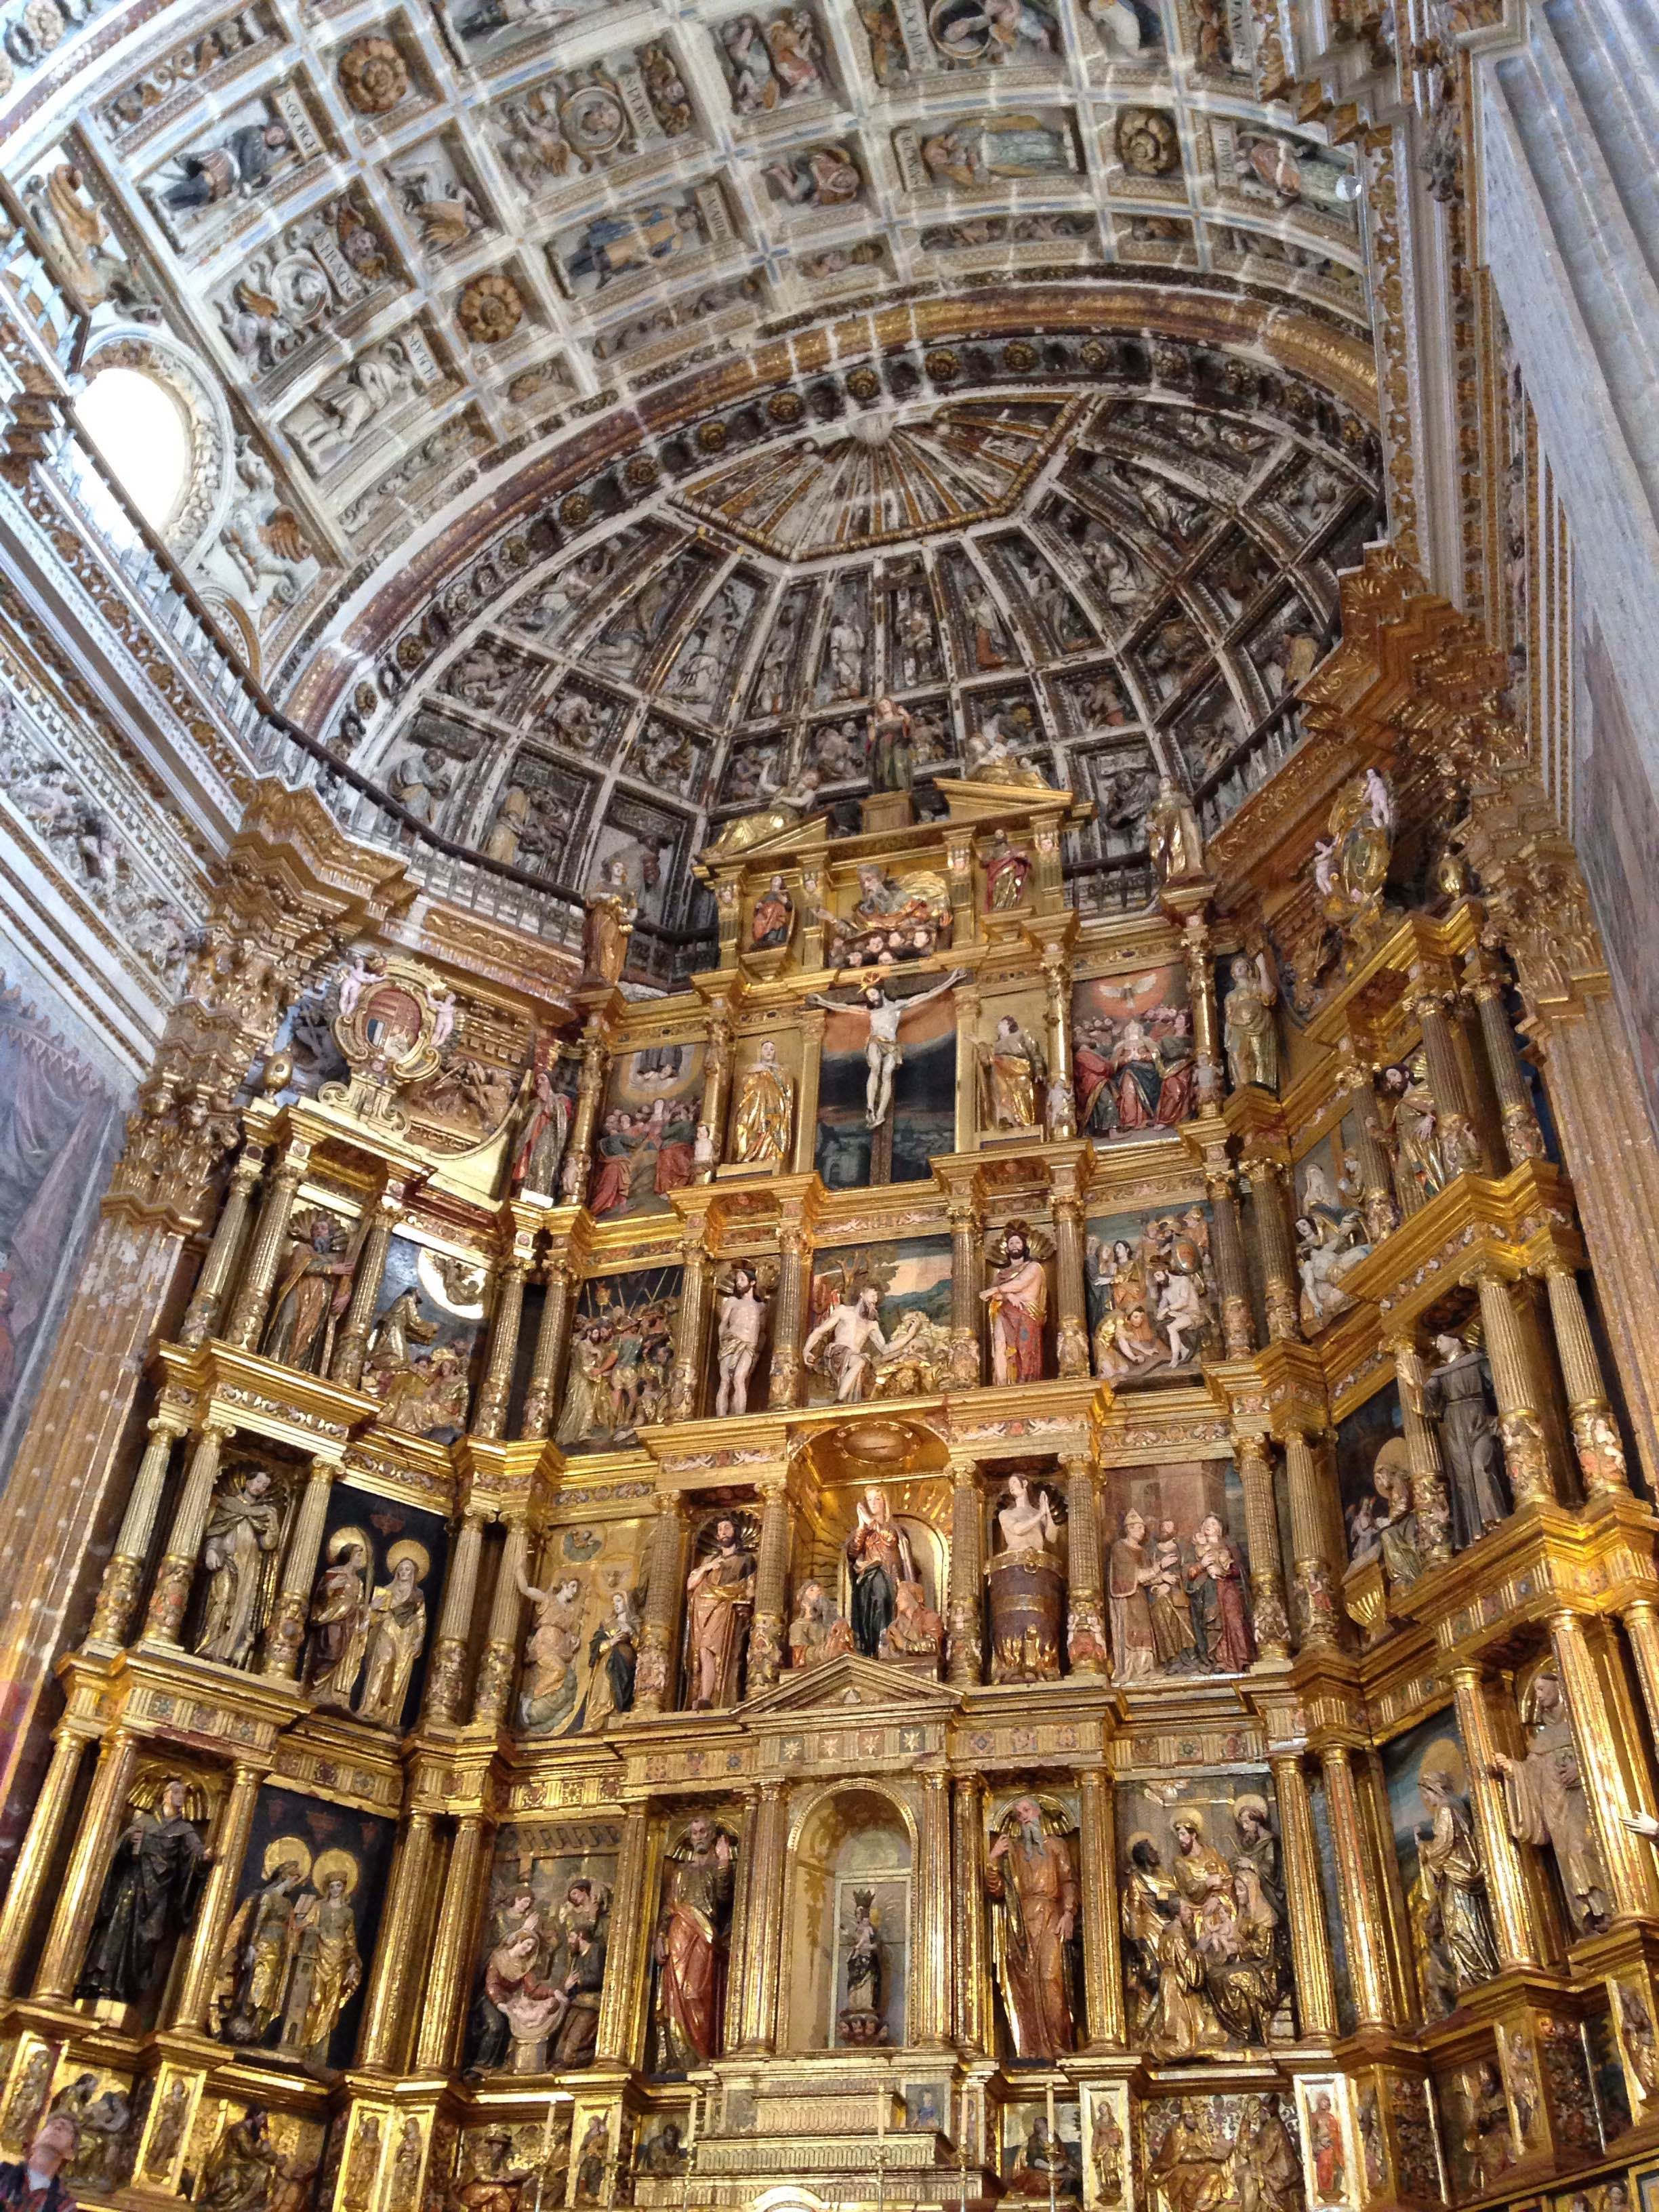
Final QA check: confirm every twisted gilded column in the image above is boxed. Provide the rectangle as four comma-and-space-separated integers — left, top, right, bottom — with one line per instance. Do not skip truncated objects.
1537, 1258, 1632, 1496
424, 1509, 486, 1724
1448, 1662, 1550, 1970
596, 1805, 651, 2065
1268, 1752, 1336, 2037
1463, 941, 1547, 1166
1062, 1454, 1106, 1675
558, 1027, 607, 1206
668, 1215, 712, 1424
767, 1197, 811, 1410
1408, 968, 1485, 1175
1233, 1434, 1290, 1660
1205, 1166, 1255, 1357
1548, 1607, 1659, 1925
35, 1727, 140, 1999
142, 1416, 235, 1643
634, 1492, 688, 1716
946, 1192, 983, 1388
947, 1458, 983, 1686
952, 1774, 989, 2053
737, 1782, 787, 2053
172, 1761, 266, 2029
415, 1813, 495, 2070
1321, 1745, 1401, 2029
1466, 1259, 1563, 1505
1336, 1040, 1399, 1242
329, 1191, 400, 1389
1386, 1329, 1453, 1565
359, 1810, 438, 2071
1051, 1187, 1090, 1380
263, 1455, 336, 1677
472, 1519, 530, 1725
87, 1406, 190, 1645
1284, 1430, 1343, 1649
916, 1771, 953, 2048
474, 1258, 529, 1439
749, 1475, 792, 1689
1244, 1155, 1299, 1343
179, 1135, 267, 1346
1078, 1767, 1122, 2047
0, 1728, 89, 1994
520, 1247, 575, 1441
223, 1136, 311, 1350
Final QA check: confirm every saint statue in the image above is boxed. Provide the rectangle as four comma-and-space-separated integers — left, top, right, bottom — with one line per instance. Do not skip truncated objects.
805, 971, 965, 1129
511, 1044, 571, 1196
803, 1286, 888, 1405
1148, 776, 1204, 884
581, 1591, 638, 1732
985, 1796, 1079, 2057
195, 1467, 285, 1668
1007, 2119, 1081, 2199
977, 1017, 1046, 1132
714, 1265, 771, 1417
1411, 1761, 1500, 2015
197, 2107, 283, 2212
731, 1041, 794, 1167
867, 697, 914, 792
845, 1487, 915, 1658
1222, 948, 1279, 1093
838, 1889, 884, 2043
750, 874, 793, 952
983, 831, 1031, 913
279, 1858, 362, 2062
654, 1816, 735, 2067
1490, 1665, 1612, 1936
787, 1580, 854, 1670
1233, 2095, 1301, 2212
262, 1210, 357, 1373
212, 1841, 310, 2042
684, 1517, 755, 1709
982, 1222, 1048, 1384
997, 1473, 1060, 1559
516, 1570, 585, 1732
304, 1532, 371, 1709
579, 857, 638, 987
1380, 1058, 1446, 1202
354, 1547, 428, 1727
1422, 1332, 1509, 1548
77, 1776, 208, 2005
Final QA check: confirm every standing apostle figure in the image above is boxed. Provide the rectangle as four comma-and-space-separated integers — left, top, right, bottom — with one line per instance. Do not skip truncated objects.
985, 1795, 1080, 2057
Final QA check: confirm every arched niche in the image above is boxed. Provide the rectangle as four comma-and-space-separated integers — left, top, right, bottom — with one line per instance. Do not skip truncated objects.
784, 1784, 915, 2053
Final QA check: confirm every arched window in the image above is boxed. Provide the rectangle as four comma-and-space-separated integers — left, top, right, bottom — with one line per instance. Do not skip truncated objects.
75, 363, 193, 538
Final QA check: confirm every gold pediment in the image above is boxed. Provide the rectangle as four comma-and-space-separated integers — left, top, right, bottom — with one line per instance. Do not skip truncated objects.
736, 1650, 959, 1721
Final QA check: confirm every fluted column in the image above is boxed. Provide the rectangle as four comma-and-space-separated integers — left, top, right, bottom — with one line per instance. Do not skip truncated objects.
330, 1192, 400, 1389
179, 1136, 268, 1346
1269, 1753, 1336, 2037
142, 1416, 235, 1643
947, 1458, 983, 1686
1386, 1330, 1454, 1565
1205, 1165, 1255, 1357
737, 1782, 787, 2053
1078, 1767, 1121, 2047
35, 1727, 140, 1999
359, 1811, 437, 2071
1233, 1434, 1290, 1660
472, 1520, 530, 1725
424, 1510, 487, 1725
1041, 940, 1076, 1137
416, 1814, 495, 2070
223, 1138, 312, 1350
767, 1203, 811, 1410
1621, 1601, 1659, 1765
1448, 1662, 1549, 1970
1284, 1430, 1343, 1648
596, 1805, 651, 2064
1180, 912, 1223, 1112
952, 1774, 989, 2053
750, 1476, 792, 1689
86, 1407, 190, 1645
1051, 1193, 1090, 1380
520, 1248, 575, 1441
1538, 1258, 1632, 1496
668, 1218, 712, 1424
558, 1028, 607, 1205
1321, 1746, 1400, 2029
1463, 942, 1547, 1166
263, 1455, 335, 1677
946, 1193, 983, 1387
1549, 1607, 1659, 1925
698, 1012, 733, 1177
1244, 1155, 1300, 1343
474, 1259, 529, 1440
0, 1729, 89, 1994
172, 1760, 266, 2029
1408, 968, 1486, 1174
916, 1771, 953, 2048
1467, 1260, 1563, 1505
1062, 1454, 1106, 1675
634, 1493, 688, 1717
1336, 1042, 1399, 1242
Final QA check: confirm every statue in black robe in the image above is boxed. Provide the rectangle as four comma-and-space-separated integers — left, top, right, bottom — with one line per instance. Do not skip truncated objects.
76, 1777, 208, 2003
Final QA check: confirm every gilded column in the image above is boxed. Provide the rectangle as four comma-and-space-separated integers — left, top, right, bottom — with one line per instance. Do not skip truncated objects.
917, 1771, 953, 2049
1244, 1155, 1300, 1343
1321, 1745, 1400, 2029
737, 1781, 787, 2053
222, 1137, 311, 1350
1448, 1662, 1549, 1970
1336, 1042, 1399, 1242
698, 1010, 733, 1174
142, 1416, 235, 1643
1621, 1601, 1659, 1761
35, 1727, 140, 1999
1051, 1188, 1091, 1380
359, 1811, 438, 2070
634, 1492, 688, 1717
0, 1729, 88, 1994
1205, 1165, 1255, 1357
424, 1510, 487, 1725
1387, 1330, 1454, 1565
1233, 1433, 1290, 1660
172, 1761, 265, 2029
1062, 1454, 1106, 1675
520, 1248, 575, 1441
1467, 1260, 1563, 1504
1408, 970, 1485, 1174
86, 1407, 190, 1645
946, 1191, 983, 1388
1463, 942, 1547, 1166
1180, 912, 1223, 1111
262, 1454, 335, 1678
329, 1191, 400, 1389
415, 1814, 494, 2071
947, 1458, 983, 1686
472, 1519, 529, 1725
749, 1475, 792, 1689
178, 1135, 267, 1346
668, 1216, 712, 1424
473, 1258, 529, 1440
1041, 939, 1076, 1137
558, 1027, 607, 1206
1078, 1767, 1122, 2047
1538, 1258, 1631, 1496
1284, 1430, 1343, 1648
767, 1198, 811, 1410
1547, 1607, 1659, 1923
596, 1805, 651, 2064
1268, 1752, 1337, 2037
952, 1774, 989, 2053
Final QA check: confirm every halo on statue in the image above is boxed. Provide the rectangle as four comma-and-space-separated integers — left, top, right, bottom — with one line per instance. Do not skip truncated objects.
128, 1769, 211, 1822
312, 1847, 361, 1896
665, 1820, 739, 1862
329, 1525, 373, 1564
386, 1538, 431, 1581
1230, 1793, 1269, 1830
1418, 1738, 1468, 1795
991, 1792, 1074, 1838
263, 1835, 314, 1881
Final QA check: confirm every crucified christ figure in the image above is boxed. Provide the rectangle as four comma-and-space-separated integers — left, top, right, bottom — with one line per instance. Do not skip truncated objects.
807, 970, 966, 1128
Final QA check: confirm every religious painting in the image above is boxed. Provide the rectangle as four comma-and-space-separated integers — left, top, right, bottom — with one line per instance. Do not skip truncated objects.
1117, 1769, 1295, 2056
588, 1044, 706, 1220
516, 1514, 651, 1736
1084, 1202, 1217, 1382
558, 1271, 682, 1452
812, 978, 958, 1189
362, 1231, 489, 1441
1437, 2059, 1517, 2198
209, 1784, 395, 2071
1002, 2097, 1082, 2199
1380, 1708, 1496, 2023
1071, 964, 1197, 1141
804, 1237, 953, 1405
1333, 1382, 1418, 1589
1103, 1458, 1252, 1681
1296, 2078, 1357, 2208
1136, 2091, 1304, 2206
304, 1479, 448, 1732
465, 1816, 623, 2074
1080, 2082, 1129, 2209
903, 2084, 947, 2132
1587, 1996, 1635, 2145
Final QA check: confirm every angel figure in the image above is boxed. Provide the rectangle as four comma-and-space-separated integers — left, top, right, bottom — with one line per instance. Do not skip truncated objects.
517, 1568, 587, 1732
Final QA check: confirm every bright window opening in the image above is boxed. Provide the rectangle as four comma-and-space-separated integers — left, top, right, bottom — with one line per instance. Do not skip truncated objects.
76, 364, 192, 537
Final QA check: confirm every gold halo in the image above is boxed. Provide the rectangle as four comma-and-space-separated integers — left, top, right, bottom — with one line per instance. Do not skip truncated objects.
386, 1539, 430, 1581
329, 1526, 371, 1564
263, 1836, 312, 1881
1231, 1794, 1269, 1826
312, 1849, 360, 1897
1170, 1806, 1204, 1834
1418, 1736, 1468, 1795
1125, 1830, 1158, 1859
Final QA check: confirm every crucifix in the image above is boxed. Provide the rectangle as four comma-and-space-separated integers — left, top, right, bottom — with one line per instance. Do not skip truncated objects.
807, 969, 965, 1183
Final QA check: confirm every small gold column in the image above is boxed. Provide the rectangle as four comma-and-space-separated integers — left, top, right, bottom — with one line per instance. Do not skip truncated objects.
223, 1137, 312, 1350
1269, 1752, 1337, 2038
1621, 1600, 1659, 1759
1538, 1257, 1632, 1496
142, 1416, 235, 1643
1548, 1607, 1659, 1924
1467, 1259, 1565, 1504
634, 1493, 688, 1717
668, 1216, 712, 1425
1463, 942, 1547, 1166
1387, 1329, 1454, 1565
179, 1136, 268, 1346
596, 1805, 651, 2066
1244, 1155, 1300, 1343
737, 1781, 787, 2053
1408, 970, 1485, 1174
415, 1814, 495, 2072
329, 1190, 401, 1389
1180, 911, 1223, 1111
1040, 938, 1076, 1137
424, 1509, 487, 1725
750, 1475, 792, 1689
1284, 1429, 1343, 1649
698, 1012, 733, 1174
263, 1455, 336, 1678
35, 1727, 140, 2000
1078, 1767, 1122, 2047
520, 1248, 575, 1441
87, 1408, 190, 1645
472, 1519, 530, 1726
1336, 1041, 1401, 1242
1233, 1433, 1290, 1660
172, 1760, 265, 2029
946, 1191, 983, 1387
558, 1026, 607, 1205
1448, 1662, 1550, 1970
359, 1811, 438, 2072
474, 1258, 529, 1440
952, 1774, 989, 2053
1321, 1745, 1401, 2029
916, 1771, 954, 2049
1062, 1454, 1107, 1675
767, 1199, 811, 1410
947, 1457, 983, 1687
0, 1728, 89, 1994
1050, 1187, 1091, 1380
1205, 1165, 1256, 1357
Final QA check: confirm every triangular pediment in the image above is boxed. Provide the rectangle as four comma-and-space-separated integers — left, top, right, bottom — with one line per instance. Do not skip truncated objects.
737, 1650, 960, 1722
